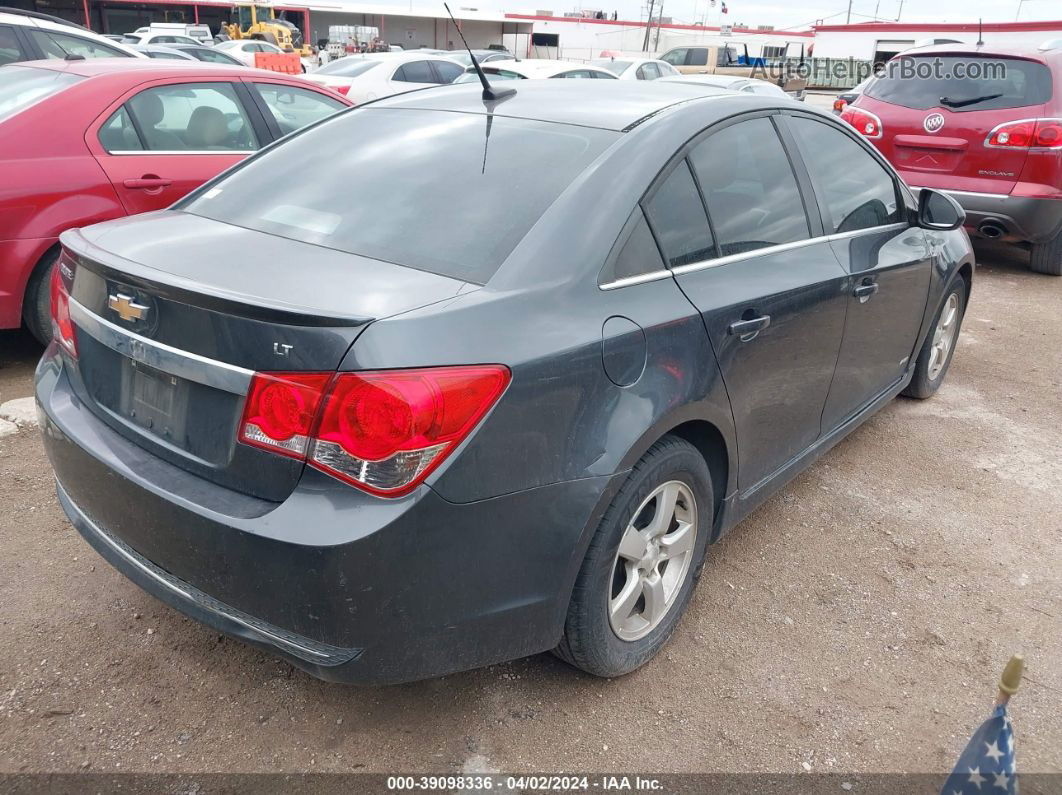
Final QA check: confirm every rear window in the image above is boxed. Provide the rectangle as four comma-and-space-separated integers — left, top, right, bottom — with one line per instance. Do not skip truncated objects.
865, 55, 1053, 112
592, 59, 631, 76
0, 66, 83, 123
315, 58, 379, 77
181, 108, 617, 283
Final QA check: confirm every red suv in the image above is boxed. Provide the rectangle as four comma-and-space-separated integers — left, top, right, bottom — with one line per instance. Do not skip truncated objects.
842, 43, 1062, 275
0, 59, 351, 342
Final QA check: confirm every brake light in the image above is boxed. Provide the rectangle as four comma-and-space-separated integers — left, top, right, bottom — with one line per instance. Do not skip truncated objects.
985, 118, 1062, 149
840, 106, 883, 139
49, 259, 77, 357
833, 98, 847, 112
238, 365, 510, 497
332, 84, 351, 96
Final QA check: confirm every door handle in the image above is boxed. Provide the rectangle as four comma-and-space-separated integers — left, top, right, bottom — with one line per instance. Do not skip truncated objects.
123, 177, 172, 190
854, 280, 879, 303
727, 314, 771, 342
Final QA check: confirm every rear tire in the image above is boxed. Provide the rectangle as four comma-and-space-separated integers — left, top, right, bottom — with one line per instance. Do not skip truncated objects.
21, 248, 58, 346
1030, 229, 1062, 276
903, 280, 965, 399
555, 436, 712, 678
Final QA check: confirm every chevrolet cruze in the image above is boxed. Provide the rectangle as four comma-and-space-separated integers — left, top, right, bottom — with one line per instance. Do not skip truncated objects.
36, 80, 974, 683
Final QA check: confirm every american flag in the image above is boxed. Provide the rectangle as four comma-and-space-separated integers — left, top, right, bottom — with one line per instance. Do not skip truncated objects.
940, 704, 1017, 794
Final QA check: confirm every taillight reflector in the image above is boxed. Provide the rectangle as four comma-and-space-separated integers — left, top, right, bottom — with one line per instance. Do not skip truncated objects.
985, 118, 1062, 149
840, 106, 883, 139
238, 365, 510, 497
49, 257, 77, 357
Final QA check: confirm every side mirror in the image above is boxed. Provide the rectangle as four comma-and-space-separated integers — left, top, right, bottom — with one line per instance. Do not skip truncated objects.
917, 188, 965, 231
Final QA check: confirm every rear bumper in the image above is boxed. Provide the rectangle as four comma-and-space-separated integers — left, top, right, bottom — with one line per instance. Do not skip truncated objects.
910, 187, 1062, 245
36, 348, 618, 684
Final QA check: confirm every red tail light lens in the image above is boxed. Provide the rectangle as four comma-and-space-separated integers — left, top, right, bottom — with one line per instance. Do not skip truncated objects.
237, 365, 510, 497
840, 106, 883, 139
239, 372, 331, 459
332, 84, 351, 96
986, 118, 1062, 149
833, 98, 847, 112
49, 259, 77, 357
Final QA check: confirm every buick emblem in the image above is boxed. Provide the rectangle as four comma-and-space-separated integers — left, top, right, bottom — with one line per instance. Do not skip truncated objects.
924, 113, 945, 133
108, 292, 149, 323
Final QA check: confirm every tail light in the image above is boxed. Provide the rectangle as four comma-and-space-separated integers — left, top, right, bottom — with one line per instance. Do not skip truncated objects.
840, 106, 883, 139
985, 118, 1062, 149
833, 98, 847, 112
332, 84, 351, 96
238, 365, 510, 497
49, 258, 77, 357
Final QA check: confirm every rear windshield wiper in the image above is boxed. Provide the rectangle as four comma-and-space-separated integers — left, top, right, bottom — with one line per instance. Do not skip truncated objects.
939, 93, 1002, 108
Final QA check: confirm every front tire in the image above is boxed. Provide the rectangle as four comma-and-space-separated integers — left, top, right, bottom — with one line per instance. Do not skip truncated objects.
903, 280, 965, 399
21, 248, 58, 346
555, 436, 712, 678
1030, 229, 1062, 276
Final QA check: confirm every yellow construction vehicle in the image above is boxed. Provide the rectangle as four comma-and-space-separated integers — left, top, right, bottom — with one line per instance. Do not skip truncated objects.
222, 3, 312, 57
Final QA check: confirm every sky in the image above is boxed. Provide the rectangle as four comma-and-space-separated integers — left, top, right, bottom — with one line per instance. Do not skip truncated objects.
450, 0, 1060, 31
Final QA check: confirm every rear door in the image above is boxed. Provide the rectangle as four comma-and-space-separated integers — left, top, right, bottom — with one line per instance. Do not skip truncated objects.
860, 54, 1053, 194
87, 79, 264, 215
783, 112, 933, 429
657, 113, 849, 491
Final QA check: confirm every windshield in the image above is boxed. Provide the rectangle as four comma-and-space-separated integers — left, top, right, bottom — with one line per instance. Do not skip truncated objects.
455, 68, 520, 83
316, 58, 379, 77
0, 67, 83, 123
865, 56, 1052, 111
449, 52, 473, 67
591, 59, 631, 76
181, 108, 617, 283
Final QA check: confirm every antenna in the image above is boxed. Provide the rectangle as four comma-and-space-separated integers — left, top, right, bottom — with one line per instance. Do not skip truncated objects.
443, 3, 515, 102
977, 17, 984, 46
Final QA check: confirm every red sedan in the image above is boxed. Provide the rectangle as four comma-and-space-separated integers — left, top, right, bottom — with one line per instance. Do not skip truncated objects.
0, 59, 351, 342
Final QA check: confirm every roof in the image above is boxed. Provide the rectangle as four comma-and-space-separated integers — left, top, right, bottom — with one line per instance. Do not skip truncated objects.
888, 43, 1059, 62
369, 79, 731, 132
13, 57, 281, 78
479, 58, 615, 78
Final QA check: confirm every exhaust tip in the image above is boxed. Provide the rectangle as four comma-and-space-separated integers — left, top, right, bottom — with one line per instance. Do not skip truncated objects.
978, 221, 1006, 239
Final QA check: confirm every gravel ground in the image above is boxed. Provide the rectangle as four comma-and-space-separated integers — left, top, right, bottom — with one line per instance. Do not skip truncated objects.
0, 240, 1059, 776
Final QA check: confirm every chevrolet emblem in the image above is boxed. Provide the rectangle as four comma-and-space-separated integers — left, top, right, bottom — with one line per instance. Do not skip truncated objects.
108, 293, 149, 323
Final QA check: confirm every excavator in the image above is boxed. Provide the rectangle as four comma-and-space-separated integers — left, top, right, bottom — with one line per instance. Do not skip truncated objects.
222, 3, 312, 57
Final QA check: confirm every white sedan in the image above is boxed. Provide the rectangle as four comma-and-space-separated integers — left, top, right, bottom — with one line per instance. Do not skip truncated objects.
589, 57, 679, 80
300, 52, 466, 103
214, 39, 286, 66
453, 59, 618, 82
658, 73, 799, 99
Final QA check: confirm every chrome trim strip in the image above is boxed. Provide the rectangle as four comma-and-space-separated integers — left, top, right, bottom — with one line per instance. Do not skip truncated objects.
105, 149, 256, 156
600, 222, 911, 289
58, 483, 334, 661
69, 298, 253, 395
908, 186, 1010, 200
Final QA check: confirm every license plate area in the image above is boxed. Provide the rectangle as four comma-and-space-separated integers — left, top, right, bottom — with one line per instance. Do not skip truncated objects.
119, 359, 189, 444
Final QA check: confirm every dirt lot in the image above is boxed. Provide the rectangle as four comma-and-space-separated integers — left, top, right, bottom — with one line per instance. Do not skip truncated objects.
0, 240, 1059, 776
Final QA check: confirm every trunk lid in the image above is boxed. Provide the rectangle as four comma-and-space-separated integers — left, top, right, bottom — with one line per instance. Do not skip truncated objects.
61, 211, 474, 502
859, 53, 1053, 194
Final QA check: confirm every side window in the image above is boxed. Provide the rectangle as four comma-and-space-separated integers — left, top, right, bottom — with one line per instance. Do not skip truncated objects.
788, 116, 902, 234
601, 209, 665, 284
126, 83, 258, 152
252, 83, 345, 136
0, 24, 30, 65
393, 60, 436, 83
643, 161, 715, 268
688, 48, 709, 67
432, 60, 464, 83
661, 48, 686, 66
148, 50, 186, 60
688, 116, 810, 257
98, 106, 143, 152
658, 62, 678, 76
193, 48, 237, 64
28, 30, 131, 59
558, 70, 595, 79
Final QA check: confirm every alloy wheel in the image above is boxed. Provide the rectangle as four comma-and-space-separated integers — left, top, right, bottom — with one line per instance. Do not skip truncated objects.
928, 292, 960, 381
608, 480, 698, 642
